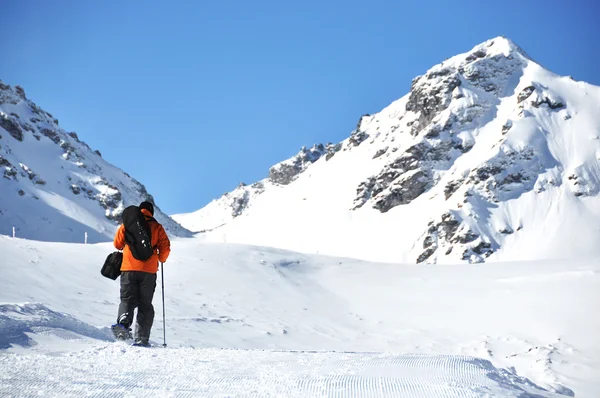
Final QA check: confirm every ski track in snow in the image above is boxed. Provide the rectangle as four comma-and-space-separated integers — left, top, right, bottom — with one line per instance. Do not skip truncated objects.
0, 236, 596, 396
0, 346, 561, 397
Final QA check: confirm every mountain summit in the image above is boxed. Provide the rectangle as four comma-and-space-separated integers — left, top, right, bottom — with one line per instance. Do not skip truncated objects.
0, 82, 190, 242
174, 37, 600, 263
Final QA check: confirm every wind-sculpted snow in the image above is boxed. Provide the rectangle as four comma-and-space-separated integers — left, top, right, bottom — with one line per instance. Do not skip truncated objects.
0, 303, 113, 349
0, 347, 563, 397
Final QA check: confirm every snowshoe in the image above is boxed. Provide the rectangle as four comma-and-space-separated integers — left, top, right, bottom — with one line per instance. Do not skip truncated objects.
132, 339, 151, 348
111, 324, 133, 341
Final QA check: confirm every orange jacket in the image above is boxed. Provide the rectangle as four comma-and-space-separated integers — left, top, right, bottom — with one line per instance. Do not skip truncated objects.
114, 209, 171, 273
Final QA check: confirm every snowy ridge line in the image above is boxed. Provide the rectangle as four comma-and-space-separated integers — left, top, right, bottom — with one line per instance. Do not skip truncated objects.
0, 81, 191, 243
174, 36, 600, 265
0, 346, 562, 397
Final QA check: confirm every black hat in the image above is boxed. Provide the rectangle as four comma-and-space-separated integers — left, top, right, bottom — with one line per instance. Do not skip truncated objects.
139, 201, 154, 216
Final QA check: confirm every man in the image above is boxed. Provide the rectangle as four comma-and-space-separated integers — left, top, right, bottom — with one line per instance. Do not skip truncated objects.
111, 201, 171, 346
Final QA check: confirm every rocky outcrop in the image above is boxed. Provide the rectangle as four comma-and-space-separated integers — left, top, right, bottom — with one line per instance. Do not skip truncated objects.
531, 97, 565, 110
416, 212, 494, 264
517, 86, 535, 103
0, 114, 23, 141
269, 144, 339, 185
405, 70, 462, 136
466, 146, 542, 202
0, 80, 191, 239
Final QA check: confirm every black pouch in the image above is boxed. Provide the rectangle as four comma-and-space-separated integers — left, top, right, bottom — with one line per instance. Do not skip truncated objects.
101, 252, 123, 280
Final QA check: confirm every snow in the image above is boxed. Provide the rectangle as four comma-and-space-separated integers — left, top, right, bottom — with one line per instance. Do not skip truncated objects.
0, 235, 598, 396
0, 83, 190, 243
1, 36, 599, 396
0, 348, 566, 397
173, 37, 600, 265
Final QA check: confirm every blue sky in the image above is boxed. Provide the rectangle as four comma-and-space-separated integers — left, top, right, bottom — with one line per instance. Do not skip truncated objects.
2, 0, 598, 215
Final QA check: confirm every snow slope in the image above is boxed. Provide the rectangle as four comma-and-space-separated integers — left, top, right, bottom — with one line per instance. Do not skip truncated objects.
0, 235, 597, 396
174, 37, 600, 264
0, 82, 190, 243
0, 348, 565, 397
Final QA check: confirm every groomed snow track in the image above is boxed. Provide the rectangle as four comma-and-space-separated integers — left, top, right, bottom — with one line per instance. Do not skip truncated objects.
0, 346, 561, 397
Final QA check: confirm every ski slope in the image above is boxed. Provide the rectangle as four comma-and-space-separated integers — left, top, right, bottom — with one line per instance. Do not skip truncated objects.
0, 347, 565, 397
0, 235, 598, 396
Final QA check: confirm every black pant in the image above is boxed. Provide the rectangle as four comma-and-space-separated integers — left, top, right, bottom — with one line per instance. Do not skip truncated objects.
117, 271, 157, 342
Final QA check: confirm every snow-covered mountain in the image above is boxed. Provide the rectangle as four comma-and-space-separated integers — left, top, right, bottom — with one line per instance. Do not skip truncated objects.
0, 82, 190, 242
173, 37, 600, 264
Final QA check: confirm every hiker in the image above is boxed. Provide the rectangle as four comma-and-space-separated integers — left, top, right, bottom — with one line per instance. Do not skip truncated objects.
111, 201, 171, 346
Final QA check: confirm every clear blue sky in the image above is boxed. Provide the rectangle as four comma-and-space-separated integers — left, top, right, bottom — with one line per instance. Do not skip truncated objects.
2, 0, 598, 214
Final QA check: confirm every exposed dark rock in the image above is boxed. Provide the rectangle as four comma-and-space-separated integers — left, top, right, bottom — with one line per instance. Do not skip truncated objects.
0, 115, 23, 141
373, 170, 431, 213
517, 86, 535, 103
416, 248, 436, 264
454, 231, 478, 244
465, 49, 487, 62
444, 179, 463, 200
355, 136, 471, 212
60, 140, 75, 152
348, 130, 369, 147
405, 72, 461, 136
423, 235, 435, 249
499, 227, 513, 235
438, 212, 460, 239
269, 145, 329, 185
269, 163, 301, 185
70, 185, 81, 195
40, 128, 60, 144
231, 191, 250, 217
373, 147, 388, 159
251, 181, 265, 191
0, 156, 10, 167
501, 173, 528, 185
355, 114, 371, 130
462, 241, 493, 261
325, 143, 342, 161
3, 167, 17, 180
18, 189, 25, 196
20, 123, 34, 133
352, 177, 376, 210
68, 132, 80, 141
98, 188, 123, 221
14, 85, 26, 99
532, 97, 565, 110
472, 164, 505, 182
502, 121, 513, 134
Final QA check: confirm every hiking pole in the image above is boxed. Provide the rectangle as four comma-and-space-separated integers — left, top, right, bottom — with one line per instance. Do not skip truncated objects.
161, 262, 167, 347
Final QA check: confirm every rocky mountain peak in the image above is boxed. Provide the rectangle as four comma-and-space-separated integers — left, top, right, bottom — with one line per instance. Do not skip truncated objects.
0, 80, 190, 242
175, 38, 600, 265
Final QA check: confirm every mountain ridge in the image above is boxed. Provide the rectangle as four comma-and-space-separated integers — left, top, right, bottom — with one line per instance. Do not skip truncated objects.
0, 81, 191, 242
173, 36, 600, 263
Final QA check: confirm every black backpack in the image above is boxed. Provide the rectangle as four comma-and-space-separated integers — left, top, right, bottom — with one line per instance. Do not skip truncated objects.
101, 251, 123, 280
122, 205, 155, 261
